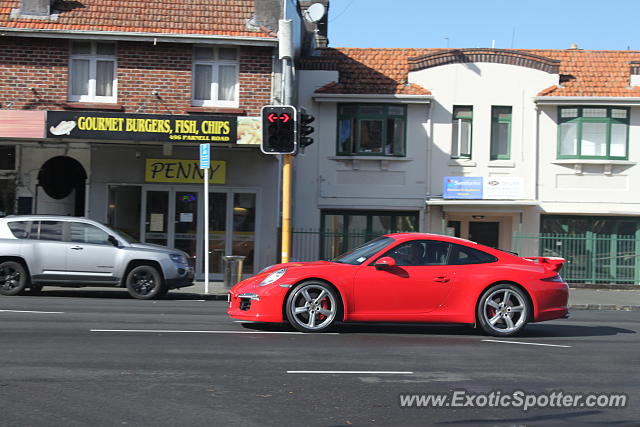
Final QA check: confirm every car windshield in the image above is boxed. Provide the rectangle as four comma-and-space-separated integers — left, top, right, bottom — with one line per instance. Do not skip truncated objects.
332, 236, 394, 265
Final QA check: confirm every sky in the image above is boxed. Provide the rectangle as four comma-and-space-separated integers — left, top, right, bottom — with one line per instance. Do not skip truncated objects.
325, 0, 640, 51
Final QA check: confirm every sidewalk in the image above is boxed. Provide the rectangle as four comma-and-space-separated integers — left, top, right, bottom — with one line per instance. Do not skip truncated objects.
39, 281, 640, 310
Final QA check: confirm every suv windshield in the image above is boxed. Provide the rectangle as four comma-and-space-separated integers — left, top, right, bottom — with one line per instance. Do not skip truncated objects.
332, 236, 394, 265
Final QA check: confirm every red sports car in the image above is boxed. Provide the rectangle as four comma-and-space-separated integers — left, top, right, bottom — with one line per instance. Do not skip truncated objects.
227, 233, 569, 337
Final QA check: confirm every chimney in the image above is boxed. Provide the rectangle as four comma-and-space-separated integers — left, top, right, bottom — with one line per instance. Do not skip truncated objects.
20, 0, 51, 16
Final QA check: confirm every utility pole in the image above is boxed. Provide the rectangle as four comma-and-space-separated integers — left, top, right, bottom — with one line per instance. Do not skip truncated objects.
279, 8, 294, 263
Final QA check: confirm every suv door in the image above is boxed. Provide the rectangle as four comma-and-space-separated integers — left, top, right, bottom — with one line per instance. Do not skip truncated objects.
65, 221, 120, 283
30, 220, 68, 281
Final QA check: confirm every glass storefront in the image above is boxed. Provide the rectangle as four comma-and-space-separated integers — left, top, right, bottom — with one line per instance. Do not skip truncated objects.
107, 184, 257, 278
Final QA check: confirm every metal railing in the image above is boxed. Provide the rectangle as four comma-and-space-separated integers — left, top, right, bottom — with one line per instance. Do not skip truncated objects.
291, 228, 379, 262
513, 232, 640, 285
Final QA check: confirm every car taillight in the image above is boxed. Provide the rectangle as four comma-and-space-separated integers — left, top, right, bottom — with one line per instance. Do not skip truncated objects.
541, 274, 564, 283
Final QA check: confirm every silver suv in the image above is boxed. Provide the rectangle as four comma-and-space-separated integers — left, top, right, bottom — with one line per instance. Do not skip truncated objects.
0, 215, 194, 299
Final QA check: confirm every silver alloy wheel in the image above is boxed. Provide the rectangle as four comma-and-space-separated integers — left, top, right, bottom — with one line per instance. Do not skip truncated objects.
289, 283, 337, 331
482, 288, 527, 334
0, 266, 20, 291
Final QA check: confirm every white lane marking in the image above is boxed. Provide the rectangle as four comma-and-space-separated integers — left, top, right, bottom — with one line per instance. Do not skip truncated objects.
91, 329, 338, 335
0, 309, 64, 314
287, 371, 414, 375
482, 339, 571, 348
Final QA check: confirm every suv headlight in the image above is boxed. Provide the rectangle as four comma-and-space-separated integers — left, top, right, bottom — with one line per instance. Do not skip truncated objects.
259, 268, 287, 286
169, 253, 188, 265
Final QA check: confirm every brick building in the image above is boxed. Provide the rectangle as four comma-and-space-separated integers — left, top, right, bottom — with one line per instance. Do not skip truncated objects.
0, 0, 310, 279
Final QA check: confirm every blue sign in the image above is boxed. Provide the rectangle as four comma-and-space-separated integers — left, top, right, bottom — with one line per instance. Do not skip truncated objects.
443, 176, 483, 199
200, 143, 210, 169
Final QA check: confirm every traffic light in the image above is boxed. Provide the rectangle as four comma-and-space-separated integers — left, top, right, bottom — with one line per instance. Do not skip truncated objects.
261, 105, 297, 154
298, 108, 315, 148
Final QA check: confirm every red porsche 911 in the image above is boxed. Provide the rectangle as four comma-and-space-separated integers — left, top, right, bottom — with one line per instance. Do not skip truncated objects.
227, 233, 569, 337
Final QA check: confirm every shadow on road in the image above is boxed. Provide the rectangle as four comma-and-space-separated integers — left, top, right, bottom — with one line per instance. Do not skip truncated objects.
240, 321, 636, 338
18, 289, 208, 301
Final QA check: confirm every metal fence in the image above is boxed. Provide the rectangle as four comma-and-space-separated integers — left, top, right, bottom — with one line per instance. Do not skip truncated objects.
291, 229, 379, 262
513, 232, 640, 284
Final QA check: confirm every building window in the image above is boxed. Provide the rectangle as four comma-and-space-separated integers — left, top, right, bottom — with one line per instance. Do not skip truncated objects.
490, 106, 512, 160
451, 106, 472, 158
558, 107, 629, 159
69, 41, 117, 103
337, 104, 406, 156
192, 46, 239, 107
320, 210, 418, 259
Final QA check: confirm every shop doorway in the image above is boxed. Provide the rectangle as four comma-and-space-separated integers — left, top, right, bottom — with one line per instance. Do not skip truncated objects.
469, 221, 500, 248
136, 186, 256, 279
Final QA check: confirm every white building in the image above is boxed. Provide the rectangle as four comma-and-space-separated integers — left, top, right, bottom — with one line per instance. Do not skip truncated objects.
293, 47, 640, 281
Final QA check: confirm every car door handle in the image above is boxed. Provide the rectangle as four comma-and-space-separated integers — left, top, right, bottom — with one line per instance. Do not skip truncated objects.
70, 246, 83, 250
433, 276, 450, 283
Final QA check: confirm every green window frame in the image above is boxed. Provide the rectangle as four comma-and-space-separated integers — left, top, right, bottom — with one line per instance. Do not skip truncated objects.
490, 106, 512, 160
451, 106, 473, 159
557, 107, 629, 160
336, 104, 407, 156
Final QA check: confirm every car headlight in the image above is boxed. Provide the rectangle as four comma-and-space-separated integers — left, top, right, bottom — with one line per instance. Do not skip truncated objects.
169, 253, 188, 265
259, 268, 287, 286
257, 264, 275, 274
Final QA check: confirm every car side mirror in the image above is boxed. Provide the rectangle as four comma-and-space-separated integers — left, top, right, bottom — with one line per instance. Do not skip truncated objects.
108, 235, 120, 247
374, 257, 396, 270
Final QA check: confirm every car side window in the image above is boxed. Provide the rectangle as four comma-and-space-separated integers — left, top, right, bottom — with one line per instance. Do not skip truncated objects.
382, 240, 451, 266
38, 221, 64, 241
7, 221, 29, 239
449, 243, 498, 265
69, 222, 110, 245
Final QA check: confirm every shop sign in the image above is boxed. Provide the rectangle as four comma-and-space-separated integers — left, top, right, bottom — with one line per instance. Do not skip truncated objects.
443, 176, 524, 200
443, 176, 483, 199
47, 111, 237, 143
483, 177, 524, 199
145, 159, 226, 184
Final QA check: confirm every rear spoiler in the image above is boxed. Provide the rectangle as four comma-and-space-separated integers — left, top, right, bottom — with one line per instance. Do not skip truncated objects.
523, 257, 565, 272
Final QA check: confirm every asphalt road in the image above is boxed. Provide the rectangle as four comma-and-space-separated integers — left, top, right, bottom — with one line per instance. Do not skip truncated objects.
1, 292, 638, 427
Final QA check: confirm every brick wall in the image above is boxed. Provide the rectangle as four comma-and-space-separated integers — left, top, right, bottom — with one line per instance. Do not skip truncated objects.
0, 37, 274, 116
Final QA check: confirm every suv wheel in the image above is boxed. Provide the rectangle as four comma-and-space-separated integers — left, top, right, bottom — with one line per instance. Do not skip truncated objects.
125, 265, 166, 300
0, 261, 29, 296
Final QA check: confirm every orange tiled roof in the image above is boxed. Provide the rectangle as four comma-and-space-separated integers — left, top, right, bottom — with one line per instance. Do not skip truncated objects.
308, 47, 640, 98
0, 0, 274, 38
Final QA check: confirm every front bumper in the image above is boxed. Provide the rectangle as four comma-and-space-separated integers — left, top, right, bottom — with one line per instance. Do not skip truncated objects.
166, 266, 195, 289
227, 277, 289, 322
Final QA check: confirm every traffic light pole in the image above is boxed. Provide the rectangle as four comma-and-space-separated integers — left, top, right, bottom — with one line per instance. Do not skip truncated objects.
281, 153, 292, 263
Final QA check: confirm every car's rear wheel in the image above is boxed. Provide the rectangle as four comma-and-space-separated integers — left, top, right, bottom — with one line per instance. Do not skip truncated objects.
286, 281, 340, 333
125, 265, 166, 300
0, 261, 29, 296
477, 284, 530, 337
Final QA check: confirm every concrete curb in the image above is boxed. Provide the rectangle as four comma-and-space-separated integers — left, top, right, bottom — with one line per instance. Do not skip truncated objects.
568, 304, 640, 311
568, 284, 640, 290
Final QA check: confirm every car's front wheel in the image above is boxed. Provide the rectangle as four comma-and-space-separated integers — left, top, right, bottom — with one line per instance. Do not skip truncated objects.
0, 261, 29, 296
477, 284, 530, 337
125, 265, 166, 300
285, 281, 340, 333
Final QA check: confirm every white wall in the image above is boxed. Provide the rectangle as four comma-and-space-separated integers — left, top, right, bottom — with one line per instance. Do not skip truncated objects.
409, 62, 558, 200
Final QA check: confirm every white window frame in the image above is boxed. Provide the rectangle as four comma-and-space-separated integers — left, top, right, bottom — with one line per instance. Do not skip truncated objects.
68, 41, 117, 103
191, 46, 239, 108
